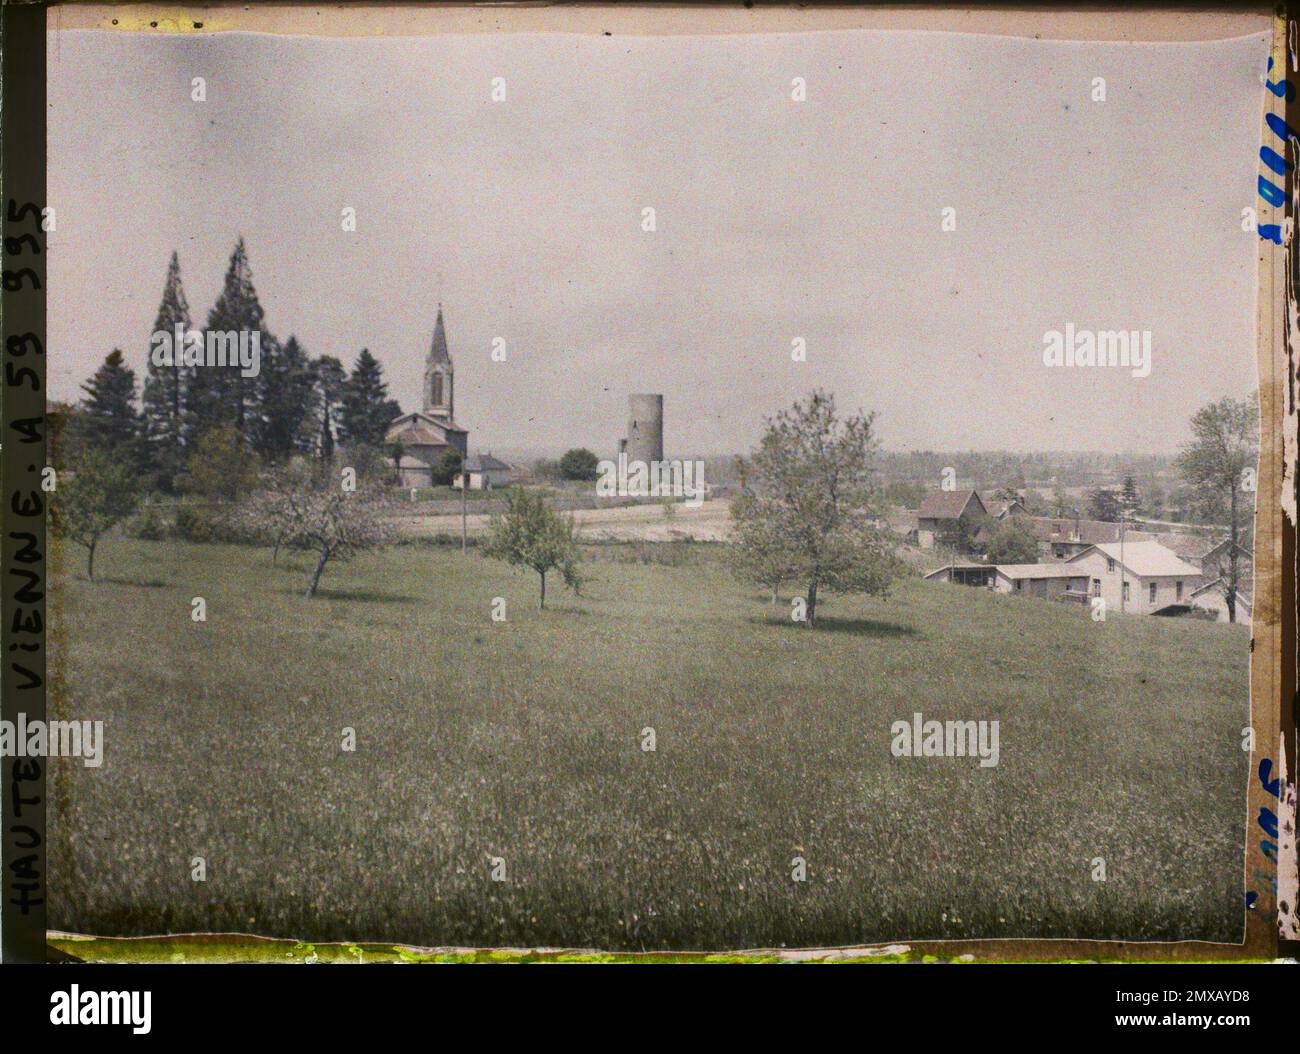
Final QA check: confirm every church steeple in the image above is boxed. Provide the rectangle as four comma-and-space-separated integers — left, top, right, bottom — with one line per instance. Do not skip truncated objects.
423, 304, 453, 419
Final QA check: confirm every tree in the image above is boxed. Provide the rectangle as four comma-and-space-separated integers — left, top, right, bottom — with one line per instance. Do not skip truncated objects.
482, 487, 584, 609
183, 424, 261, 502
729, 390, 900, 628
240, 462, 394, 597
312, 356, 348, 462
559, 447, 600, 482
51, 448, 141, 580
1121, 475, 1140, 515
1177, 395, 1259, 623
252, 334, 317, 462
726, 491, 795, 603
340, 349, 400, 448
1087, 487, 1122, 523
431, 448, 463, 487
141, 251, 192, 491
193, 237, 268, 439
983, 519, 1040, 564
69, 349, 142, 464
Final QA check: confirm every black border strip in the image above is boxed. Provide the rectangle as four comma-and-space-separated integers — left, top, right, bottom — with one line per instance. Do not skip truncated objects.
2, 0, 49, 964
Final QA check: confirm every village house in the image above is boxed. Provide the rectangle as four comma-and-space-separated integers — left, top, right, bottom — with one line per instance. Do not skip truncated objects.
923, 563, 997, 587
914, 489, 987, 549
1064, 540, 1204, 615
1023, 516, 1154, 560
455, 453, 514, 491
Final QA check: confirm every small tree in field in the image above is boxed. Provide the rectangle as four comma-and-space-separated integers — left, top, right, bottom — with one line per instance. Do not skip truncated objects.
559, 447, 600, 482
51, 448, 141, 580
240, 463, 394, 596
482, 487, 584, 609
730, 389, 900, 628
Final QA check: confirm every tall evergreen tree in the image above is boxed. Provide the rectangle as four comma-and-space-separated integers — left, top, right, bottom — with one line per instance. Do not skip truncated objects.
188, 237, 267, 443
251, 334, 317, 462
142, 251, 192, 491
313, 355, 348, 462
70, 349, 143, 465
339, 348, 400, 448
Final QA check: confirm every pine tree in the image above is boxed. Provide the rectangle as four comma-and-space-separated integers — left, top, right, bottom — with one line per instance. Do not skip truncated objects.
313, 355, 348, 462
252, 334, 317, 462
188, 237, 267, 443
339, 348, 399, 449
69, 349, 143, 466
142, 251, 192, 491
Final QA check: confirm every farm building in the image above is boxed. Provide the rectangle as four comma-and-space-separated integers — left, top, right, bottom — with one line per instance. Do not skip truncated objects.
1188, 578, 1253, 625
1065, 541, 1204, 615
455, 453, 513, 490
923, 563, 997, 587
915, 489, 987, 549
990, 563, 1090, 600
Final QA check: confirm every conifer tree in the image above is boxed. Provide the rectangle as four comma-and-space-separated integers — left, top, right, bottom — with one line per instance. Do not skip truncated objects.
252, 334, 317, 462
340, 348, 400, 448
189, 237, 267, 442
313, 355, 348, 462
142, 251, 192, 491
69, 349, 143, 465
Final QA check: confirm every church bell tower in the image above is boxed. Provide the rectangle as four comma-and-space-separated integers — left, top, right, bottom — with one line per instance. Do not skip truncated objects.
423, 305, 454, 420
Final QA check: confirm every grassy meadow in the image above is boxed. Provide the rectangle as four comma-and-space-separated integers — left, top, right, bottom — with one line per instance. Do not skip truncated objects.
47, 535, 1249, 950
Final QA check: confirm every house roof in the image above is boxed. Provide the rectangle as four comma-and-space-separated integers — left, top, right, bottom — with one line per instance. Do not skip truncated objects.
1024, 516, 1153, 547
1070, 541, 1203, 578
923, 562, 991, 580
994, 563, 1086, 579
391, 428, 452, 447
464, 453, 511, 472
397, 455, 433, 470
916, 489, 984, 520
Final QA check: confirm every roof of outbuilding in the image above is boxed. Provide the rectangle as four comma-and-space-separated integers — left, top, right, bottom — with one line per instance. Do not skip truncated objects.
916, 489, 983, 520
463, 453, 512, 472
994, 563, 1086, 579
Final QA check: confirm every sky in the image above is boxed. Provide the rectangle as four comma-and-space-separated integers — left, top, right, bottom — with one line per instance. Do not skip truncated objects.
47, 23, 1270, 457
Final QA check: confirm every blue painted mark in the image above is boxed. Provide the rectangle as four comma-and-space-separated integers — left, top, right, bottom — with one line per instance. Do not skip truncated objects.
1258, 175, 1285, 208
1259, 757, 1281, 798
1266, 112, 1297, 142
1255, 869, 1277, 893
1263, 840, 1278, 862
1246, 891, 1258, 909
1259, 223, 1283, 244
1266, 56, 1295, 100
1261, 145, 1292, 175
1258, 806, 1279, 839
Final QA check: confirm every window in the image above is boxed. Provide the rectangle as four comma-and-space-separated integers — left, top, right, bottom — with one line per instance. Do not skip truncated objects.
1149, 582, 1157, 604
431, 373, 444, 405
1122, 581, 1130, 602
1176, 581, 1183, 601
1091, 579, 1101, 596
1106, 558, 1116, 573
1015, 580, 1022, 591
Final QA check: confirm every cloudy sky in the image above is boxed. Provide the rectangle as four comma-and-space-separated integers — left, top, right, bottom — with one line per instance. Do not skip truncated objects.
48, 21, 1269, 456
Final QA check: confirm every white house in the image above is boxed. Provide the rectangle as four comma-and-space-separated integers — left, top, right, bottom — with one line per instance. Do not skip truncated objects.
1065, 541, 1204, 615
455, 453, 513, 490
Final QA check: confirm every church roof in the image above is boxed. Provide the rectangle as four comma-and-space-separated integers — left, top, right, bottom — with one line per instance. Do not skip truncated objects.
427, 305, 451, 365
388, 410, 467, 435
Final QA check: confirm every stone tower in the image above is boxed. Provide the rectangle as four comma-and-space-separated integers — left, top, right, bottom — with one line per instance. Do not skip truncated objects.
623, 393, 664, 465
423, 305, 454, 420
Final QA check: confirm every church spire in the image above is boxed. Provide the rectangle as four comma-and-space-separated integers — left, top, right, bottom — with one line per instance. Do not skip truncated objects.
423, 304, 453, 419
428, 304, 450, 365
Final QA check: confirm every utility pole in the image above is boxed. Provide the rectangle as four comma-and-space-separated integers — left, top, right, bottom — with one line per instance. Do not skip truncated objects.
461, 465, 468, 553
1119, 502, 1126, 613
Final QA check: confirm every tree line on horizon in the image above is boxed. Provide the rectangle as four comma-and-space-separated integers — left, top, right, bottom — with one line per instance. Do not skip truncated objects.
56, 239, 403, 493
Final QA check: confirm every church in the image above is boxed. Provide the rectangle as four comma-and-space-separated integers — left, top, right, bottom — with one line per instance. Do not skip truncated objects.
385, 306, 469, 487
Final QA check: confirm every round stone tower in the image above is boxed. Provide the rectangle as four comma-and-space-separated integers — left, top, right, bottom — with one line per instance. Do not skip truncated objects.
625, 394, 664, 465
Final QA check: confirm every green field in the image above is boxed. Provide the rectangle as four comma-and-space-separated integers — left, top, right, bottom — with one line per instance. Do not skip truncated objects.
48, 536, 1249, 950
